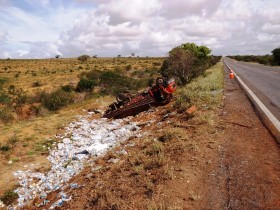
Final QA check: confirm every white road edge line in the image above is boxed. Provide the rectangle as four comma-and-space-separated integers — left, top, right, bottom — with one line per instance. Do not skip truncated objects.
224, 60, 280, 142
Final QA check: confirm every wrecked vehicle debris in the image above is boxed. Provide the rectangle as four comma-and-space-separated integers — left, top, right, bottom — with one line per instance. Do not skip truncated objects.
11, 116, 141, 209
104, 77, 176, 119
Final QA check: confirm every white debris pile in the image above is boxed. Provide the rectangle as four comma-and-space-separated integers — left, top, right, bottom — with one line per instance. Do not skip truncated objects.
12, 116, 140, 208
0, 200, 5, 208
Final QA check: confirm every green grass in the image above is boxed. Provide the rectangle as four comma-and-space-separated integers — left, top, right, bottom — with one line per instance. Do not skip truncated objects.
0, 190, 18, 205
174, 61, 223, 112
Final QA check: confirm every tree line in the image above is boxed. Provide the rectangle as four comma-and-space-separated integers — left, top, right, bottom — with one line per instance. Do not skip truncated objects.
228, 48, 280, 66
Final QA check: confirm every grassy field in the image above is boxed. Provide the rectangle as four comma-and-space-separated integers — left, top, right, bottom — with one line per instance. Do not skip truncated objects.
0, 57, 164, 196
0, 57, 163, 94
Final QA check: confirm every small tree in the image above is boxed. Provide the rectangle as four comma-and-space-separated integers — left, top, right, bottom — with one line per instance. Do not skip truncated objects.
160, 47, 194, 85
55, 55, 60, 59
272, 48, 280, 65
78, 55, 90, 62
160, 43, 212, 85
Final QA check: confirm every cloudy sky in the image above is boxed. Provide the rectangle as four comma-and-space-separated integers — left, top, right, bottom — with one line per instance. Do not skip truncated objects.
0, 0, 279, 58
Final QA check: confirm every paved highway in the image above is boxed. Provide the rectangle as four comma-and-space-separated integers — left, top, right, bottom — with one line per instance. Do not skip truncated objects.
223, 57, 280, 122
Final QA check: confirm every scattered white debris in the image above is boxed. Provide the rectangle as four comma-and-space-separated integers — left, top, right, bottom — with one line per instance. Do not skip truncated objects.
92, 166, 103, 172
107, 158, 120, 164
0, 200, 5, 208
12, 115, 141, 209
116, 149, 128, 155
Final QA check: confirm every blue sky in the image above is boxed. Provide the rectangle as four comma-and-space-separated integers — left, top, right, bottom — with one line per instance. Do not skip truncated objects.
0, 0, 280, 58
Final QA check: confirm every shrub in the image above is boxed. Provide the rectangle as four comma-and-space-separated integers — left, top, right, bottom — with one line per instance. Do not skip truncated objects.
0, 190, 18, 205
160, 47, 195, 85
76, 78, 95, 92
80, 69, 102, 80
0, 145, 10, 151
160, 43, 212, 85
42, 89, 74, 111
272, 48, 280, 65
61, 84, 75, 92
153, 62, 161, 66
0, 77, 8, 88
99, 71, 131, 95
13, 92, 28, 108
77, 69, 146, 96
0, 108, 14, 123
78, 55, 91, 62
32, 81, 42, 87
29, 91, 48, 104
125, 65, 132, 71
114, 66, 125, 75
0, 92, 10, 104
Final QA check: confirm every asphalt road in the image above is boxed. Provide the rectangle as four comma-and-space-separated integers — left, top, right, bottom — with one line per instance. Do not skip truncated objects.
223, 57, 280, 122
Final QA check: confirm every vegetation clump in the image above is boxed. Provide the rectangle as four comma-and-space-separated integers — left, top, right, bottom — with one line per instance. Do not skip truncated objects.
41, 89, 74, 111
272, 48, 280, 65
75, 77, 96, 92
160, 42, 221, 85
228, 47, 280, 66
0, 190, 18, 205
0, 108, 14, 124
77, 55, 91, 62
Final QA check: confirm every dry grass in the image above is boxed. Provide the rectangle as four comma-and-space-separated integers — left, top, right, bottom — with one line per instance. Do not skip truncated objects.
0, 57, 164, 94
0, 57, 164, 197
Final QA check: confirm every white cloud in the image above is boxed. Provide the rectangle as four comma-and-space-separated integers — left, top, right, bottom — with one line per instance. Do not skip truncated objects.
1, 0, 280, 58
0, 0, 10, 6
0, 7, 58, 42
261, 23, 280, 34
160, 0, 222, 18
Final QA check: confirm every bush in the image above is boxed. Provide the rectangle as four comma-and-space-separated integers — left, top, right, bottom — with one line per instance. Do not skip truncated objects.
78, 55, 90, 62
99, 71, 141, 95
272, 48, 280, 65
160, 47, 195, 85
80, 69, 102, 80
0, 145, 10, 151
0, 190, 18, 205
0, 92, 10, 104
76, 78, 95, 92
0, 77, 8, 88
114, 66, 125, 75
61, 84, 75, 92
14, 93, 28, 107
77, 69, 146, 96
32, 81, 42, 87
42, 89, 74, 111
125, 65, 132, 71
160, 43, 212, 85
0, 108, 14, 123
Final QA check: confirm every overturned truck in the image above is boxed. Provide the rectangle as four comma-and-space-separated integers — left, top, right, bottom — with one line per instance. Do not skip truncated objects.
103, 77, 176, 119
